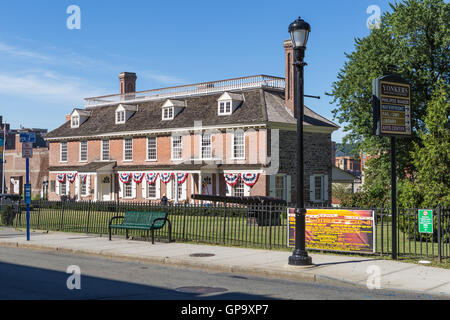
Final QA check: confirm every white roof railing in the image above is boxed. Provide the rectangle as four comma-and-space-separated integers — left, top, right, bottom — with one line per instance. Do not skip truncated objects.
84, 75, 285, 108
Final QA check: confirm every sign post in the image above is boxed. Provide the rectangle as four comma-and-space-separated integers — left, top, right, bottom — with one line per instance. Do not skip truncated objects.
373, 73, 412, 260
20, 132, 35, 241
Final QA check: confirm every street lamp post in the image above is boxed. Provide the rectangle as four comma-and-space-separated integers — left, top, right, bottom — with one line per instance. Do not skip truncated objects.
288, 17, 312, 266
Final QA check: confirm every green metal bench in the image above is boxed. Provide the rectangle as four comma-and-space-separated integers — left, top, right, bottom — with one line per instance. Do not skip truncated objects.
108, 211, 172, 244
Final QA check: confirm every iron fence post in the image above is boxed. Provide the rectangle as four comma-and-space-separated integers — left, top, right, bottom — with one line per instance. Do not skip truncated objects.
437, 204, 441, 262
60, 200, 65, 231
86, 200, 91, 234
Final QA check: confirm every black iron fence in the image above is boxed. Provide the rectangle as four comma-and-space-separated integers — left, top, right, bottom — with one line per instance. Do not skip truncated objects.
1, 200, 449, 260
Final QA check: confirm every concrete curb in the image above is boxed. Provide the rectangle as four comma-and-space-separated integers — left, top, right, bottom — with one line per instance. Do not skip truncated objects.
0, 241, 318, 283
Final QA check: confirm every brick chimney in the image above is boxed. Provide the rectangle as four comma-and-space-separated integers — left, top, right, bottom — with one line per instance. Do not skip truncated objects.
65, 114, 71, 122
119, 72, 137, 94
284, 40, 297, 118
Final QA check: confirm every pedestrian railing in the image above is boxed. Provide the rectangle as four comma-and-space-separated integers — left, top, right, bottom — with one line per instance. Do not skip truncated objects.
2, 200, 449, 260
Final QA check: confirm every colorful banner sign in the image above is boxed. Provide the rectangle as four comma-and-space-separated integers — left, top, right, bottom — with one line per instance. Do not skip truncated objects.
288, 208, 375, 254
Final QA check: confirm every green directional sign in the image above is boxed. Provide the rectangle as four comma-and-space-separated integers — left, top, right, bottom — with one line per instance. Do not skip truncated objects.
418, 209, 433, 234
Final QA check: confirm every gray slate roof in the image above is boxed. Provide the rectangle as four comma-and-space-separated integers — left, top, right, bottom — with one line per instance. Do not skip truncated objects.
45, 88, 338, 140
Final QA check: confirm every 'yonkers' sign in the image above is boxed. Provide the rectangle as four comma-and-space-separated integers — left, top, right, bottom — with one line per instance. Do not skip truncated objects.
373, 74, 412, 136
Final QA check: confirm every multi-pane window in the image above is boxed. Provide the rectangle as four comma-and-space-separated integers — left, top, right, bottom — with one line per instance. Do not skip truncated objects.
80, 141, 88, 162
124, 182, 133, 198
218, 101, 232, 115
147, 183, 156, 199
170, 179, 183, 200
163, 107, 174, 120
60, 181, 67, 196
81, 181, 87, 196
314, 176, 323, 201
232, 180, 245, 197
71, 115, 79, 127
102, 140, 110, 161
60, 142, 68, 162
201, 133, 212, 159
124, 138, 133, 161
275, 176, 285, 199
116, 110, 125, 123
172, 136, 183, 160
233, 131, 245, 159
147, 137, 157, 161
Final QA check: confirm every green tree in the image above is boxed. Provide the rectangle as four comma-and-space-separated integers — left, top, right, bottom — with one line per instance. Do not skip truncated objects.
328, 0, 449, 207
410, 82, 450, 206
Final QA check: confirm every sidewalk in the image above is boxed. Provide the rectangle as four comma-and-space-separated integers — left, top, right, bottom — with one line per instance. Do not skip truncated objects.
1, 228, 449, 298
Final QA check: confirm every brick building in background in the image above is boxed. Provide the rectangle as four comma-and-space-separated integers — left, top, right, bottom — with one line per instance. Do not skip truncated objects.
2, 125, 49, 198
45, 41, 339, 204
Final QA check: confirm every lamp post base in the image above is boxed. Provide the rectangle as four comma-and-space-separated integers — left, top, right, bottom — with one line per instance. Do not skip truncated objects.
288, 249, 312, 266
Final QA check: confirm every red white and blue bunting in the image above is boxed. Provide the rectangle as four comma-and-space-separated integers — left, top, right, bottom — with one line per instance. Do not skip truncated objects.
224, 173, 240, 187
67, 173, 78, 184
80, 174, 88, 184
176, 173, 188, 185
160, 172, 173, 184
132, 172, 145, 184
56, 174, 66, 183
119, 173, 132, 184
241, 173, 260, 187
145, 173, 159, 185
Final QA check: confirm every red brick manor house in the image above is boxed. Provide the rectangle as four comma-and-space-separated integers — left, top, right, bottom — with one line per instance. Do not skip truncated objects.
44, 41, 338, 205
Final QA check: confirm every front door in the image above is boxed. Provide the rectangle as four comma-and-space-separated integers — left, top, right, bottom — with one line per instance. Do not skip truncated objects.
99, 175, 111, 201
201, 174, 213, 195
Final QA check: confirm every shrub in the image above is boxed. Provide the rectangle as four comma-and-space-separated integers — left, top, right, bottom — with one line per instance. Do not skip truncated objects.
1, 206, 17, 226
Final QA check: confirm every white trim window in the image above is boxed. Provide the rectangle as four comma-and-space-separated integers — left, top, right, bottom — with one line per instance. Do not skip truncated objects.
101, 140, 110, 161
124, 181, 133, 198
171, 135, 183, 161
79, 141, 88, 162
231, 179, 249, 197
218, 101, 232, 115
162, 107, 174, 120
123, 138, 133, 161
232, 130, 245, 159
81, 180, 87, 197
60, 181, 67, 196
116, 109, 125, 124
309, 174, 329, 203
71, 115, 80, 128
60, 142, 68, 162
201, 133, 212, 159
147, 136, 157, 161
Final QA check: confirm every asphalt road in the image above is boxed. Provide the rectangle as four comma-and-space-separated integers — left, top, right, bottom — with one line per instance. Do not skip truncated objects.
0, 246, 446, 300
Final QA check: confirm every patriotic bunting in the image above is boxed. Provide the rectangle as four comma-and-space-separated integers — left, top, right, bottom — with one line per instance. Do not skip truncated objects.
176, 173, 188, 185
132, 172, 145, 184
241, 173, 260, 187
160, 172, 173, 184
224, 173, 240, 186
56, 174, 66, 183
119, 173, 131, 184
80, 174, 88, 184
67, 173, 78, 183
145, 173, 159, 185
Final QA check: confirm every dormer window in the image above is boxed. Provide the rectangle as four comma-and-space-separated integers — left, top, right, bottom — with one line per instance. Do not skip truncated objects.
161, 99, 185, 121
71, 115, 79, 127
217, 92, 243, 116
115, 104, 138, 124
116, 110, 125, 124
70, 109, 91, 128
162, 107, 174, 120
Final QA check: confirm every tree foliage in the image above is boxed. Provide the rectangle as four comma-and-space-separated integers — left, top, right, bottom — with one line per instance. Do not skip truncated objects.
328, 0, 449, 207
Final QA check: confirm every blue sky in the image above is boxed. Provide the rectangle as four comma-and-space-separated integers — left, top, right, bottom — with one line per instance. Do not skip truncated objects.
0, 0, 395, 142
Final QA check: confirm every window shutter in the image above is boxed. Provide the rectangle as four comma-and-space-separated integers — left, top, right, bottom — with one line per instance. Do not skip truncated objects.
156, 181, 161, 199
269, 175, 276, 197
309, 175, 315, 202
118, 180, 123, 199
66, 182, 70, 197
323, 175, 329, 201
180, 181, 187, 200
85, 175, 91, 196
142, 181, 147, 199
244, 184, 250, 197
225, 182, 231, 196
132, 181, 137, 199
75, 176, 79, 199
56, 180, 60, 195
286, 175, 292, 203
167, 180, 172, 200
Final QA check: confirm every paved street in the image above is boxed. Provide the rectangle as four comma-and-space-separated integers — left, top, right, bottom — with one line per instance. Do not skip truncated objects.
0, 246, 446, 300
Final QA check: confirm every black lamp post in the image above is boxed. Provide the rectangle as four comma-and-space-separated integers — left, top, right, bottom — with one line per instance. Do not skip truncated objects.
288, 17, 312, 266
